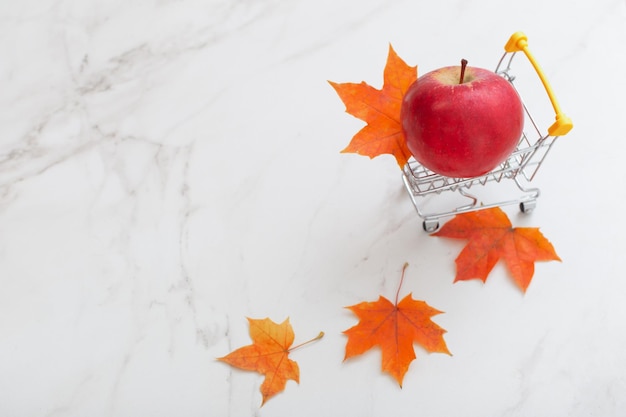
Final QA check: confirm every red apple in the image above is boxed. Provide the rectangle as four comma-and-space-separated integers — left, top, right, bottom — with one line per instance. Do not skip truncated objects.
401, 60, 524, 178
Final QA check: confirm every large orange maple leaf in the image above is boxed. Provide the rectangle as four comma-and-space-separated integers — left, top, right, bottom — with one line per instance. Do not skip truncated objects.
343, 264, 450, 386
329, 45, 416, 168
433, 207, 561, 292
217, 317, 323, 405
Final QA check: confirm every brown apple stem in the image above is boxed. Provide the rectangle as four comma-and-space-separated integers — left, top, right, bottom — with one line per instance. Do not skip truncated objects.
459, 59, 468, 84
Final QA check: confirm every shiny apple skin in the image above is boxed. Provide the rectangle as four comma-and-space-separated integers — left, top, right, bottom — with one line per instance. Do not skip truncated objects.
401, 66, 524, 178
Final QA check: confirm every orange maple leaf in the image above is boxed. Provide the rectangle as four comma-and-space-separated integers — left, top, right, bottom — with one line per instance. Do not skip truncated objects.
343, 264, 450, 386
217, 317, 323, 405
433, 207, 561, 292
329, 45, 416, 168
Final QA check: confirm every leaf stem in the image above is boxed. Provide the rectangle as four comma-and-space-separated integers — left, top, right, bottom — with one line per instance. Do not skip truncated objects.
289, 331, 325, 352
395, 262, 410, 305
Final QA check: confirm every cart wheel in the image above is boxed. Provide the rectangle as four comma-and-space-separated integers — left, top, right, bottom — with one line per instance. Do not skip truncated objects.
423, 219, 440, 233
519, 200, 536, 213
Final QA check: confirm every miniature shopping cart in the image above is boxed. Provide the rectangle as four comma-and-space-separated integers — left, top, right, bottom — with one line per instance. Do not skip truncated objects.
402, 31, 573, 232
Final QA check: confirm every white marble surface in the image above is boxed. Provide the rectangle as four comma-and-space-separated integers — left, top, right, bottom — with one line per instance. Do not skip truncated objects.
1, 0, 626, 416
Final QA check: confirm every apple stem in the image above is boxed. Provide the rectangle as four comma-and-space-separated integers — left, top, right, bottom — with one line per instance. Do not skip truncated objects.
459, 59, 468, 84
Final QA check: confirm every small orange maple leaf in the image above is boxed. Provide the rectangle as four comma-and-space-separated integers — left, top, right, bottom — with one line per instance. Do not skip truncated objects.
343, 263, 450, 386
329, 45, 417, 168
218, 317, 323, 405
433, 207, 561, 292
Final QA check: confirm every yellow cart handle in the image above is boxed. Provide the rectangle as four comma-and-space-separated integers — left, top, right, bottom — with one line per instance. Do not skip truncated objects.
505, 32, 573, 136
